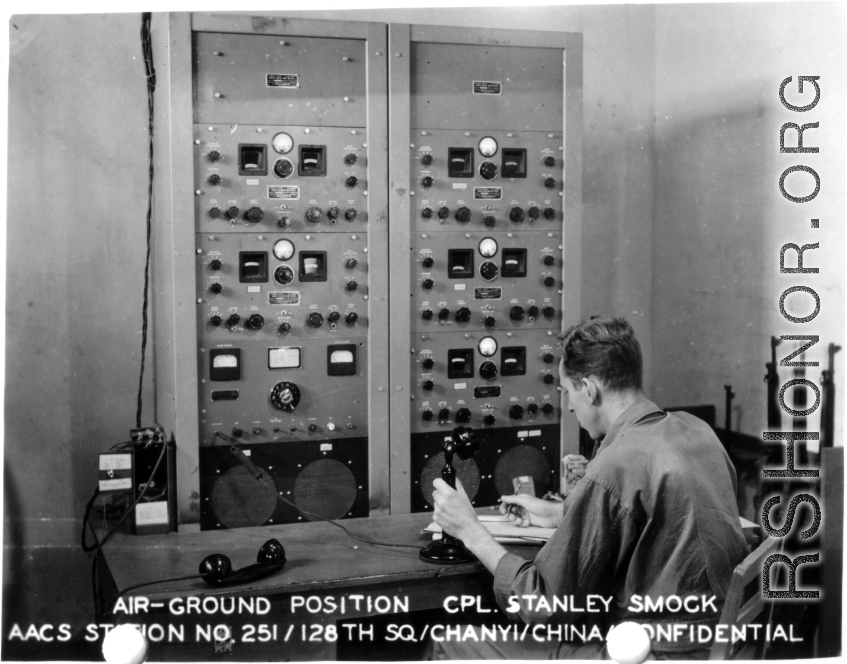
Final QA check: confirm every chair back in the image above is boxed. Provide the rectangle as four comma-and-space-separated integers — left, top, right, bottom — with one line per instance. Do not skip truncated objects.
709, 537, 781, 660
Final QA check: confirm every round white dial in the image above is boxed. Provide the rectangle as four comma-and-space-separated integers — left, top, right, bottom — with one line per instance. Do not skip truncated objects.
478, 336, 498, 357
272, 132, 294, 154
478, 136, 498, 157
478, 237, 498, 257
273, 239, 295, 261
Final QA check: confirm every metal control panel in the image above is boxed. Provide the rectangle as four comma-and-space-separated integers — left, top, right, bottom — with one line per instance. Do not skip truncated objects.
153, 15, 580, 527
388, 26, 583, 513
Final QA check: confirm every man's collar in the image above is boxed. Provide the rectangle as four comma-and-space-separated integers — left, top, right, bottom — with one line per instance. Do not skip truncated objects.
595, 398, 664, 456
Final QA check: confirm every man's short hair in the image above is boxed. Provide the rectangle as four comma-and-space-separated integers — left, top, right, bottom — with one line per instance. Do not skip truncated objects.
558, 316, 643, 391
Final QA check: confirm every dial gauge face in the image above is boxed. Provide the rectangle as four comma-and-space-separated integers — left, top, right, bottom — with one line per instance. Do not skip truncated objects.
478, 336, 498, 357
478, 136, 498, 157
212, 354, 238, 368
478, 237, 498, 257
273, 239, 295, 261
272, 132, 294, 154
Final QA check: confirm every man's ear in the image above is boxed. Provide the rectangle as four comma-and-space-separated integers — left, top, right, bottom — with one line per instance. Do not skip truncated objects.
583, 376, 601, 405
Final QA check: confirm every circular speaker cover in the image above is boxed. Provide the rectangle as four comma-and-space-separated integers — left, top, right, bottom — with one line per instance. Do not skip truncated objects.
210, 465, 278, 529
294, 459, 357, 521
421, 453, 481, 506
494, 445, 551, 498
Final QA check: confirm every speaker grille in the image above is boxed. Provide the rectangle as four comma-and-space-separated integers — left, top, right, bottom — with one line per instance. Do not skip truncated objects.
210, 465, 278, 528
494, 444, 551, 497
420, 453, 481, 506
294, 459, 357, 520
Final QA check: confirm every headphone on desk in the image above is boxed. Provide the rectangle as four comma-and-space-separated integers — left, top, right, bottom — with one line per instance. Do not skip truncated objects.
199, 538, 287, 587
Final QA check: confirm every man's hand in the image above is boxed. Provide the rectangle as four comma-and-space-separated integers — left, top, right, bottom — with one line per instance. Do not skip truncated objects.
499, 494, 564, 529
432, 478, 487, 542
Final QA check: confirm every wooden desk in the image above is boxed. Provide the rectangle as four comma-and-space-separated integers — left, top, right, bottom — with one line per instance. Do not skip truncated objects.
101, 511, 535, 660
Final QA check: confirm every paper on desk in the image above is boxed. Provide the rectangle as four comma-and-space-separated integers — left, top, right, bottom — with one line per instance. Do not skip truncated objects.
424, 515, 555, 544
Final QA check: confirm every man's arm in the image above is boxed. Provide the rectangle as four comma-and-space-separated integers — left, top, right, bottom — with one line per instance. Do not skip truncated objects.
431, 478, 509, 574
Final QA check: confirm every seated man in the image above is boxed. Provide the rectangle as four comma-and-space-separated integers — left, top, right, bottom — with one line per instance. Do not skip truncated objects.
431, 316, 748, 659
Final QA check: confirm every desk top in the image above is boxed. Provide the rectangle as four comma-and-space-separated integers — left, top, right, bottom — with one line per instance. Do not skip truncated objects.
103, 510, 536, 600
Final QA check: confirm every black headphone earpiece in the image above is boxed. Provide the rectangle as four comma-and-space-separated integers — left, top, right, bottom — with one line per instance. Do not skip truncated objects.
199, 539, 287, 587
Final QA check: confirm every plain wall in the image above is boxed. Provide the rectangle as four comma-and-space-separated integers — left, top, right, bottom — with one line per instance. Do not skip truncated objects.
653, 2, 846, 441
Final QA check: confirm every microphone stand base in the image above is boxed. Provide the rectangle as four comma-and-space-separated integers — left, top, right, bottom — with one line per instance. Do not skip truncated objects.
419, 539, 477, 565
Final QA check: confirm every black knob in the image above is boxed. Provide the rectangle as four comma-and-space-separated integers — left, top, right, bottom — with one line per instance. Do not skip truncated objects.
422, 256, 434, 268
483, 414, 496, 426
509, 405, 524, 420
306, 207, 323, 223
543, 353, 554, 364
327, 206, 340, 219
252, 428, 262, 436
346, 281, 358, 292
483, 215, 496, 228
543, 306, 555, 319
542, 403, 554, 415
208, 151, 221, 162
345, 208, 358, 220
544, 207, 556, 220
308, 312, 324, 328
209, 207, 221, 219
345, 312, 359, 325
480, 261, 498, 281
456, 408, 471, 423
528, 305, 540, 319
422, 379, 434, 391
209, 282, 223, 294
278, 216, 291, 229
438, 408, 450, 421
346, 258, 358, 269
543, 374, 555, 385
544, 177, 556, 189
344, 153, 358, 165
455, 307, 471, 323
422, 309, 433, 321
422, 358, 434, 370
226, 314, 240, 327
438, 308, 450, 321
274, 266, 294, 285
479, 361, 497, 380
421, 176, 433, 188
421, 154, 433, 166
232, 428, 243, 438
278, 322, 291, 333
422, 207, 433, 219
510, 207, 525, 223
227, 206, 240, 219
422, 278, 434, 290
422, 410, 434, 421
544, 156, 556, 167
328, 311, 341, 323
309, 424, 317, 433
438, 206, 450, 219
483, 316, 496, 328
455, 207, 471, 223
210, 315, 222, 327
544, 276, 556, 287
245, 314, 265, 330
246, 206, 264, 223
479, 162, 498, 181
346, 175, 358, 188
528, 403, 539, 416
528, 206, 541, 219
273, 159, 293, 179
209, 259, 222, 271
509, 306, 524, 321
543, 254, 556, 266
208, 173, 221, 186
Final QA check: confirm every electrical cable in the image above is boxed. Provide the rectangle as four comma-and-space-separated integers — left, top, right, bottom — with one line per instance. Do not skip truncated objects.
217, 433, 421, 550
135, 11, 156, 429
